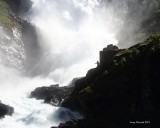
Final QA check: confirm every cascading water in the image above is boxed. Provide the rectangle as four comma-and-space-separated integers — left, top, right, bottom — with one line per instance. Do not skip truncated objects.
0, 0, 123, 127
25, 0, 119, 85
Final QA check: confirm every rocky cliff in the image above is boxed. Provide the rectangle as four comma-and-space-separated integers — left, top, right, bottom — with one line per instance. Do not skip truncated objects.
61, 34, 160, 127
30, 34, 160, 128
0, 0, 36, 118
0, 0, 41, 74
1, 0, 160, 127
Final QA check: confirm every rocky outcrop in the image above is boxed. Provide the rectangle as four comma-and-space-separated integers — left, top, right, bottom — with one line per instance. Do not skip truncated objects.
30, 84, 74, 106
61, 33, 160, 127
51, 119, 78, 128
0, 102, 14, 118
71, 44, 120, 94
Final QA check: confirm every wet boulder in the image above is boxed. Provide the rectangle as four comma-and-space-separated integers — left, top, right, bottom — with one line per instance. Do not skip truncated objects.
44, 95, 62, 106
0, 102, 14, 118
30, 84, 74, 106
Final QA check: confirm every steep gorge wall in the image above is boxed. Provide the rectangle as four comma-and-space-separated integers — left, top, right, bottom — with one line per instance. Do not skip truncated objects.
0, 0, 25, 69
4, 0, 32, 16
0, 0, 42, 74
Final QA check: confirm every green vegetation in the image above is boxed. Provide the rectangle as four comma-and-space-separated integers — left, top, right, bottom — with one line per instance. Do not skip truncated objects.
0, 0, 17, 30
113, 33, 160, 66
81, 86, 93, 93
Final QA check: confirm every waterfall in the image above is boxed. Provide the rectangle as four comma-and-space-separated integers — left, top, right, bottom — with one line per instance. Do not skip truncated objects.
25, 0, 118, 85
0, 0, 122, 127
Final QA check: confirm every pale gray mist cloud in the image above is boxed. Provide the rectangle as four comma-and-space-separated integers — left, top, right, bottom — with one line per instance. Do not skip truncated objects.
23, 0, 118, 85
21, 0, 156, 85
101, 0, 156, 47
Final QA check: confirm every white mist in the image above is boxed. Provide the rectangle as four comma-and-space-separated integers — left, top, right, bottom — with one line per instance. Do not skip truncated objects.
0, 0, 124, 127
26, 0, 119, 85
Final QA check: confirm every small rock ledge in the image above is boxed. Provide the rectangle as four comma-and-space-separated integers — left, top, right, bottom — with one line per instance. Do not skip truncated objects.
30, 84, 74, 106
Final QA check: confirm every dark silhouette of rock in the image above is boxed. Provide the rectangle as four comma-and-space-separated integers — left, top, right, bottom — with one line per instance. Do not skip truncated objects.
68, 78, 81, 88
51, 119, 78, 128
68, 44, 120, 99
44, 95, 62, 106
30, 84, 74, 106
0, 102, 14, 118
61, 34, 160, 127
4, 0, 33, 15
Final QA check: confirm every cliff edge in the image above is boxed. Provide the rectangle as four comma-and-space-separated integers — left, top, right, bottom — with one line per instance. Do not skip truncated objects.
61, 33, 160, 127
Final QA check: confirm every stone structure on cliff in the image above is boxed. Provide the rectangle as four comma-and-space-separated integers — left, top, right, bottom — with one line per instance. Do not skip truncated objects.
99, 44, 120, 69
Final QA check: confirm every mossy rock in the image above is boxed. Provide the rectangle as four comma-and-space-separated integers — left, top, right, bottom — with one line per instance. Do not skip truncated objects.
81, 86, 93, 93
112, 33, 160, 68
62, 33, 160, 127
0, 0, 19, 31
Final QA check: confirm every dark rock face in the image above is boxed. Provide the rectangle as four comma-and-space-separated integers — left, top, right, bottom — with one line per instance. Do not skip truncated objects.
0, 102, 14, 118
61, 34, 160, 127
70, 45, 120, 97
20, 21, 43, 76
4, 0, 32, 15
44, 95, 62, 106
2, 0, 41, 76
68, 78, 80, 88
30, 84, 74, 106
51, 119, 78, 128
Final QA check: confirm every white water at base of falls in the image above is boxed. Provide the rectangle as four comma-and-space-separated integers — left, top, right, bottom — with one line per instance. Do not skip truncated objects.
0, 91, 83, 128
0, 64, 82, 128
0, 21, 83, 128
0, 93, 57, 128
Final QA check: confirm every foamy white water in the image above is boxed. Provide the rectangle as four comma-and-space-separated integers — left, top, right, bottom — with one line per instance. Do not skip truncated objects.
0, 92, 82, 128
0, 93, 58, 128
0, 64, 82, 128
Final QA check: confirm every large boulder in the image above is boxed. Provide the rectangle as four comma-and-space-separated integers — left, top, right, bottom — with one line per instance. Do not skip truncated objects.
0, 102, 14, 118
30, 84, 74, 106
